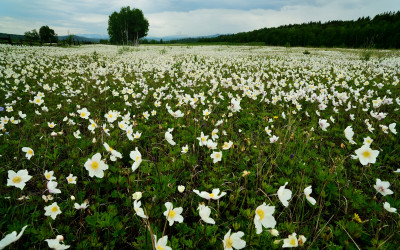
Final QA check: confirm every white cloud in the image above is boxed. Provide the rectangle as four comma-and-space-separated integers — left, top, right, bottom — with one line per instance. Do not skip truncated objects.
0, 0, 398, 37
146, 0, 398, 37
0, 16, 87, 35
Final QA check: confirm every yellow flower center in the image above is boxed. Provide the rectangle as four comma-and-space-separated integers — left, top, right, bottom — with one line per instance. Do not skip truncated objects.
28, 149, 33, 155
157, 246, 164, 250
257, 209, 265, 220
46, 174, 51, 179
210, 193, 215, 198
12, 176, 22, 183
51, 206, 58, 212
81, 112, 86, 117
226, 237, 233, 248
215, 153, 220, 158
108, 147, 113, 151
362, 151, 371, 158
135, 156, 140, 161
168, 210, 176, 218
91, 161, 99, 170
68, 178, 73, 182
290, 238, 296, 246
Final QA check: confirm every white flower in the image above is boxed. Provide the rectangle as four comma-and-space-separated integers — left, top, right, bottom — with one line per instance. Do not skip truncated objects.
44, 170, 56, 181
374, 179, 393, 196
269, 135, 279, 143
74, 202, 89, 210
394, 169, 400, 173
178, 185, 185, 193
344, 126, 356, 144
133, 131, 142, 139
304, 186, 316, 205
47, 181, 61, 194
0, 225, 28, 250
7, 170, 32, 190
211, 129, 219, 140
163, 202, 184, 226
103, 142, 122, 159
84, 153, 108, 178
265, 126, 272, 136
45, 237, 70, 249
66, 174, 77, 184
132, 192, 142, 200
383, 202, 397, 213
223, 229, 246, 250
73, 130, 81, 139
165, 128, 176, 145
44, 202, 62, 220
48, 122, 56, 128
88, 119, 97, 131
197, 132, 208, 146
154, 235, 172, 250
193, 188, 226, 200
130, 147, 142, 172
389, 123, 397, 134
282, 233, 298, 248
277, 182, 292, 207
206, 139, 218, 150
134, 200, 147, 219
254, 202, 276, 234
210, 151, 222, 163
318, 119, 330, 131
181, 145, 189, 154
363, 136, 373, 146
22, 147, 34, 159
77, 107, 90, 119
18, 111, 26, 119
298, 235, 307, 246
222, 141, 233, 150
354, 144, 379, 166
230, 98, 241, 112
198, 204, 215, 224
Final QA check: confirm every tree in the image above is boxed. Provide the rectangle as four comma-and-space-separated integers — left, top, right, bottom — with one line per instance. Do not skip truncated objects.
24, 29, 39, 42
39, 26, 58, 44
108, 7, 149, 45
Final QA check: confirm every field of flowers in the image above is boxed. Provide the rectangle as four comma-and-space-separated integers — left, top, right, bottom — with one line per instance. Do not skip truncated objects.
0, 44, 399, 249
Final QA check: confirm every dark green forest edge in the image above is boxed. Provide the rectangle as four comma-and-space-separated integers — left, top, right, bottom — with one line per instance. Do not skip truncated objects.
162, 11, 400, 49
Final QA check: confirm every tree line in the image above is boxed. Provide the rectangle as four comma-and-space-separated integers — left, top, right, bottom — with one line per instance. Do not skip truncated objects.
177, 11, 400, 49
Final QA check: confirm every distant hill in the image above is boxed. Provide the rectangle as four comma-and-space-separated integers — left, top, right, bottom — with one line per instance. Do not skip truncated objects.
0, 33, 106, 43
0, 33, 25, 40
144, 34, 220, 42
58, 35, 102, 43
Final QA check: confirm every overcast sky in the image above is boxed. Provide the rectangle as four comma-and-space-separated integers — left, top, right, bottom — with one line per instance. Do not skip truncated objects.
0, 0, 398, 37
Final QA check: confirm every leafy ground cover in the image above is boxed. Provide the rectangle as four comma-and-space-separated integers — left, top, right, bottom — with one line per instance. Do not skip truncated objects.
0, 44, 399, 249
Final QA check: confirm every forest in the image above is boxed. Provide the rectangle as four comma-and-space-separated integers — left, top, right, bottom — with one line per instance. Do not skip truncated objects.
170, 11, 400, 48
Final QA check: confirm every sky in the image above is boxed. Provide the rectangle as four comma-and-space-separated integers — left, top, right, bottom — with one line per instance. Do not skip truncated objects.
0, 0, 398, 38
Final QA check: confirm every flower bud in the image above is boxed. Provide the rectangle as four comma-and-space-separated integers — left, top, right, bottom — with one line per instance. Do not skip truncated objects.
178, 185, 185, 193
270, 229, 279, 237
132, 192, 142, 200
70, 195, 75, 200
56, 235, 64, 242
